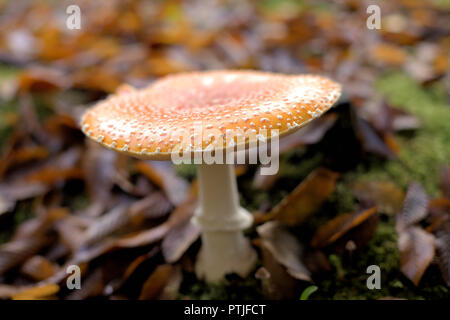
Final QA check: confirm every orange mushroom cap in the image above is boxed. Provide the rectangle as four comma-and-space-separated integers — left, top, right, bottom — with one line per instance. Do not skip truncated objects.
81, 70, 341, 160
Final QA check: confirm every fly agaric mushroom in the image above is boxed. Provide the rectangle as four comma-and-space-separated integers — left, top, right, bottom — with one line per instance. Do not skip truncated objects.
81, 70, 341, 282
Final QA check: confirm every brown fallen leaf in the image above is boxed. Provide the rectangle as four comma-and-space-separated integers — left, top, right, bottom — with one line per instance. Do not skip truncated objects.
0, 236, 53, 275
111, 247, 160, 295
18, 94, 60, 150
129, 192, 172, 221
82, 141, 118, 216
336, 214, 379, 254
18, 67, 70, 93
162, 219, 200, 263
0, 284, 24, 299
352, 181, 405, 215
435, 223, 450, 286
396, 182, 429, 232
254, 239, 297, 300
355, 116, 396, 159
0, 195, 15, 216
138, 264, 173, 300
158, 265, 183, 300
257, 221, 311, 282
27, 167, 84, 184
136, 161, 189, 206
304, 250, 332, 275
84, 203, 131, 245
20, 255, 59, 281
426, 198, 450, 232
311, 207, 378, 248
0, 181, 49, 202
54, 216, 88, 253
0, 145, 50, 176
83, 193, 172, 245
13, 207, 68, 241
370, 43, 408, 66
115, 194, 197, 249
71, 192, 198, 266
24, 147, 83, 185
261, 167, 339, 226
398, 226, 435, 286
12, 284, 60, 300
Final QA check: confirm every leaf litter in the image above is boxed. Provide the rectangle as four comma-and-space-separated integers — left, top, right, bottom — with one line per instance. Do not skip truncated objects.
0, 0, 448, 300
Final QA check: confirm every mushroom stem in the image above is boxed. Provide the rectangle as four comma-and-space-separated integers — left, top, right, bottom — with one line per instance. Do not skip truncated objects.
193, 163, 257, 282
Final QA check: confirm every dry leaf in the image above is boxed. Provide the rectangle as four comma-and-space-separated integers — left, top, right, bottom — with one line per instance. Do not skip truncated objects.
370, 44, 408, 66
18, 67, 69, 93
396, 182, 429, 232
137, 161, 189, 206
435, 224, 450, 286
12, 284, 59, 300
138, 264, 173, 300
0, 236, 52, 275
158, 265, 183, 300
311, 207, 378, 248
257, 221, 311, 282
20, 255, 59, 281
0, 195, 14, 216
263, 167, 339, 225
352, 181, 405, 215
398, 226, 435, 285
83, 141, 117, 216
114, 247, 160, 293
255, 239, 297, 300
355, 116, 396, 159
84, 203, 131, 244
0, 181, 49, 202
304, 250, 332, 275
162, 219, 200, 263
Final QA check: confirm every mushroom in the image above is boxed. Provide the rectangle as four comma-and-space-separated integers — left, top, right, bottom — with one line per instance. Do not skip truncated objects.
81, 70, 341, 282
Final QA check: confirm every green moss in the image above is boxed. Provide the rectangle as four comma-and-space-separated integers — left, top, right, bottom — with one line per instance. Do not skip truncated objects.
327, 181, 356, 213
70, 192, 90, 211
179, 275, 264, 300
432, 0, 450, 9
373, 72, 450, 196
313, 216, 448, 300
0, 64, 20, 81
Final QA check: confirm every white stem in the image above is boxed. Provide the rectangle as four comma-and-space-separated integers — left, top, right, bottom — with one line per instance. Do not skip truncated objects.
193, 163, 257, 282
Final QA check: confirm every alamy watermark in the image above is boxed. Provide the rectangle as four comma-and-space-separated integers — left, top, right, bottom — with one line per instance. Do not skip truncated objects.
366, 5, 381, 30
66, 265, 81, 290
366, 265, 381, 290
66, 5, 81, 30
169, 123, 280, 175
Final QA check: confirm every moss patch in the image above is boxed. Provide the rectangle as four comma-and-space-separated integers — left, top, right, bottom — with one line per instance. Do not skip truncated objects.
179, 275, 264, 300
367, 72, 450, 195
310, 72, 450, 299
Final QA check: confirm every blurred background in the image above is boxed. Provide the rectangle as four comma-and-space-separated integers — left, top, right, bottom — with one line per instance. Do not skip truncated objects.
0, 0, 449, 300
